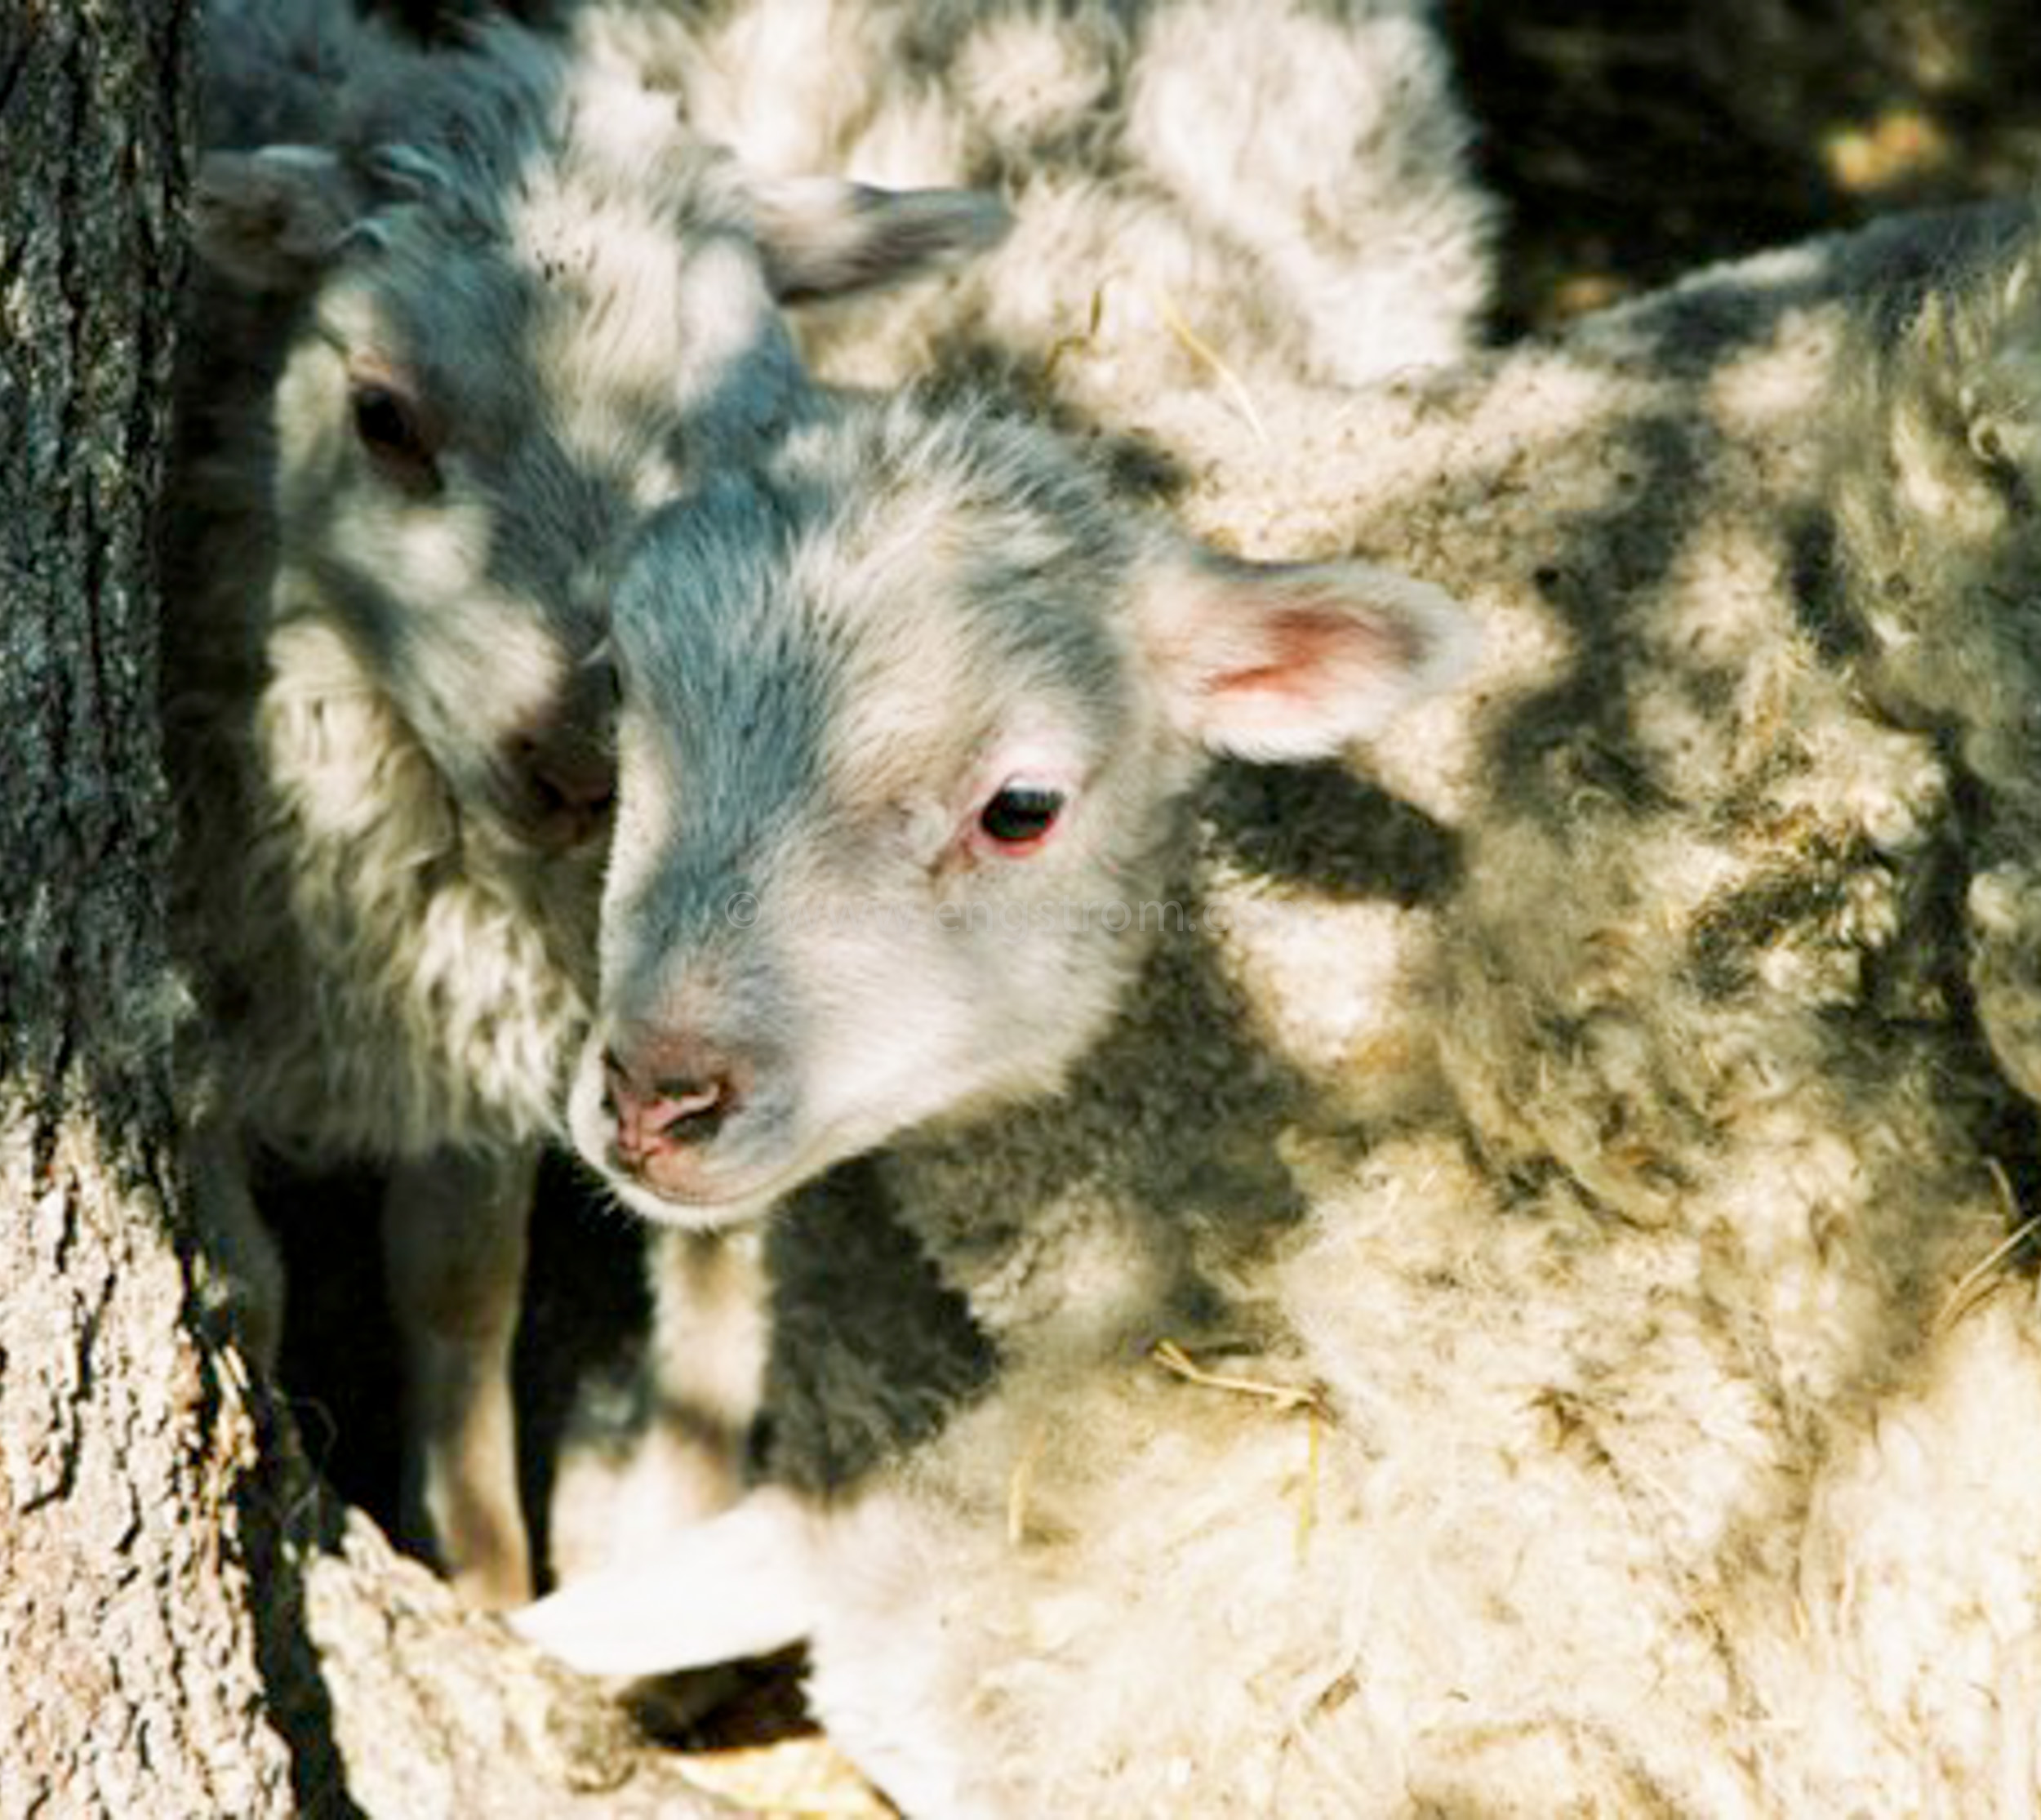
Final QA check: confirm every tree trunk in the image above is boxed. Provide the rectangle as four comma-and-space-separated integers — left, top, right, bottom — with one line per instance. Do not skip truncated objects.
0, 11, 723, 1813
0, 2, 298, 1809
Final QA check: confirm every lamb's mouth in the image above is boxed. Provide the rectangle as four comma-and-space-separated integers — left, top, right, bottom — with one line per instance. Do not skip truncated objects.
602, 1118, 878, 1226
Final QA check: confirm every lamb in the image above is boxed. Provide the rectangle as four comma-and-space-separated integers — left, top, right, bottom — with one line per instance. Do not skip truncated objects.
165, 0, 1003, 1608
514, 200, 2041, 1814
534, 0, 1499, 1586
510, 384, 1472, 1815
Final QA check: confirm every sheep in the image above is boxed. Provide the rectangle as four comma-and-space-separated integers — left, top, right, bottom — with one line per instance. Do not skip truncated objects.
164, 0, 1004, 1608
566, 0, 1496, 425
531, 0, 1500, 1588
507, 383, 1470, 1813
513, 198, 2041, 1815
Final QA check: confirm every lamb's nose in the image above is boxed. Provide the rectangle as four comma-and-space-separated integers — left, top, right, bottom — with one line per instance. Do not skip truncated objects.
604, 1044, 742, 1159
510, 727, 615, 849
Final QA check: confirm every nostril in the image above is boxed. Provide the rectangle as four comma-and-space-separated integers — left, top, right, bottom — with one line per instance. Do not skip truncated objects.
645, 1074, 734, 1143
533, 758, 615, 816
603, 1043, 743, 1157
510, 729, 616, 840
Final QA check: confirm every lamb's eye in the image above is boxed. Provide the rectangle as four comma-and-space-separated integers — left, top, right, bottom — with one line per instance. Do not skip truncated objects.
349, 376, 440, 489
978, 784, 1065, 849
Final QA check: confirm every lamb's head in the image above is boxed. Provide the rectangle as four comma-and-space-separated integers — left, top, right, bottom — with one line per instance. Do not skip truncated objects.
571, 394, 1473, 1226
190, 22, 1004, 858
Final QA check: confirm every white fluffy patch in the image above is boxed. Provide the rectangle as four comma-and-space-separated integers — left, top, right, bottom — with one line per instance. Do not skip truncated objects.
512, 1487, 816, 1676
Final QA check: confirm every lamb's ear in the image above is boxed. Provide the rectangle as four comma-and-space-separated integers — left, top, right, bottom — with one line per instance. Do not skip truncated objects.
749, 177, 1011, 305
1136, 547, 1475, 762
192, 146, 367, 292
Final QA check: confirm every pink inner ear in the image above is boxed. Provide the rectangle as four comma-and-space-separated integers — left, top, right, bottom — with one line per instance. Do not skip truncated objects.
1144, 548, 1470, 759
1207, 602, 1413, 705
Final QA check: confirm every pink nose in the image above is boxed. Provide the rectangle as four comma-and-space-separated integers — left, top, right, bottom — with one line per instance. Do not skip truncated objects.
603, 1038, 745, 1167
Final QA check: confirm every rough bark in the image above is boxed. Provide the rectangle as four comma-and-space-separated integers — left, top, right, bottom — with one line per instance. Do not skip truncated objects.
0, 3, 297, 1812
0, 9, 726, 1813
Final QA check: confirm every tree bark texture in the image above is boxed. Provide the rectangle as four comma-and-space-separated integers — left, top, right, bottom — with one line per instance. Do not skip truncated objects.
0, 9, 729, 1813
0, 3, 300, 1812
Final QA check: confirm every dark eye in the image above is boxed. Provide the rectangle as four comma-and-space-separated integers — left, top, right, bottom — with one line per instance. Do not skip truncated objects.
349, 377, 440, 489
978, 784, 1065, 848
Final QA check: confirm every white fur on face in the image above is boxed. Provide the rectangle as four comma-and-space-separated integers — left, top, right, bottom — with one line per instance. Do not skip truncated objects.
571, 401, 1177, 1216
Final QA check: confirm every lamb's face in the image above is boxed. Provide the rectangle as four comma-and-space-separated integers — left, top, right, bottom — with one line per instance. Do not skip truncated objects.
264, 190, 799, 857
572, 396, 1476, 1227
193, 29, 1006, 860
